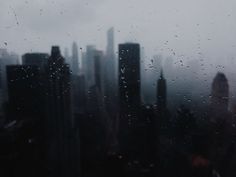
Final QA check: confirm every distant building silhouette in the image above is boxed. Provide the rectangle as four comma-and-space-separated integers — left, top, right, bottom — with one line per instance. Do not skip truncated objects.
45, 46, 79, 177
157, 69, 167, 111
104, 27, 118, 115
210, 72, 229, 114
83, 45, 96, 88
105, 27, 116, 87
76, 74, 86, 112
209, 72, 234, 177
106, 28, 115, 60
63, 47, 72, 68
72, 42, 79, 75
6, 65, 43, 121
94, 50, 103, 91
0, 49, 18, 111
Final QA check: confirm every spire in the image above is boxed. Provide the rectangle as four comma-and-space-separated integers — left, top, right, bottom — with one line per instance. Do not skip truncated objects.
160, 68, 164, 79
157, 68, 167, 110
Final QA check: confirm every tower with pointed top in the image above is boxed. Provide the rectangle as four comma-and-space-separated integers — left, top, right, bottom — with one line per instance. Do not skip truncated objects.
157, 69, 167, 111
210, 72, 229, 113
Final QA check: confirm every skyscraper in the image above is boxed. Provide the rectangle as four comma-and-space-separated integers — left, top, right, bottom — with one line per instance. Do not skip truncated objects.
84, 45, 96, 88
106, 27, 115, 59
157, 69, 167, 111
94, 50, 103, 91
72, 42, 79, 75
0, 49, 18, 107
6, 65, 43, 121
210, 72, 229, 114
6, 64, 47, 177
118, 43, 141, 157
119, 43, 141, 117
104, 27, 117, 111
45, 46, 78, 177
105, 28, 116, 88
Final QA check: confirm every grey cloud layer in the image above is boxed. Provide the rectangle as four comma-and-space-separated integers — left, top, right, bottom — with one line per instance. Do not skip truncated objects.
0, 0, 236, 65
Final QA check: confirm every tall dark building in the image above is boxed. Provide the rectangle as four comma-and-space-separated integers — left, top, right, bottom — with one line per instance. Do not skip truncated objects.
118, 43, 141, 158
72, 42, 79, 75
6, 65, 43, 121
94, 50, 103, 91
119, 43, 141, 119
22, 53, 49, 67
71, 74, 86, 115
77, 75, 86, 112
210, 72, 229, 114
45, 46, 79, 177
157, 69, 167, 111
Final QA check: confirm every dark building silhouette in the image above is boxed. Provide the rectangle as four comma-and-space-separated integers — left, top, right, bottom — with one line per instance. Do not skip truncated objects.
94, 50, 103, 91
22, 53, 49, 67
6, 64, 47, 177
6, 65, 43, 121
157, 69, 167, 111
77, 75, 86, 111
72, 42, 79, 75
72, 74, 86, 115
156, 69, 170, 136
104, 27, 118, 118
210, 72, 229, 114
84, 45, 96, 88
79, 50, 110, 177
106, 28, 115, 61
45, 46, 79, 177
208, 72, 234, 177
118, 43, 141, 158
119, 43, 141, 121
0, 49, 18, 111
105, 27, 116, 87
104, 27, 118, 137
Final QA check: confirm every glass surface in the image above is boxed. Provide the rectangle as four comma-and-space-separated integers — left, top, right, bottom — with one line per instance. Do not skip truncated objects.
0, 1, 235, 177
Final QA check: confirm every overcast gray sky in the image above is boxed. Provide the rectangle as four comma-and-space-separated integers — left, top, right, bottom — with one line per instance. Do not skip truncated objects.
1, 0, 236, 67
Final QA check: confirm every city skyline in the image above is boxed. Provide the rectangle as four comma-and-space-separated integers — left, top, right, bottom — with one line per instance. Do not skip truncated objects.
0, 40, 235, 177
1, 2, 236, 176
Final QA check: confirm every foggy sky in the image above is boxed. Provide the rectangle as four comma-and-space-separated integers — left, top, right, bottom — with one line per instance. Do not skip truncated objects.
1, 0, 236, 69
